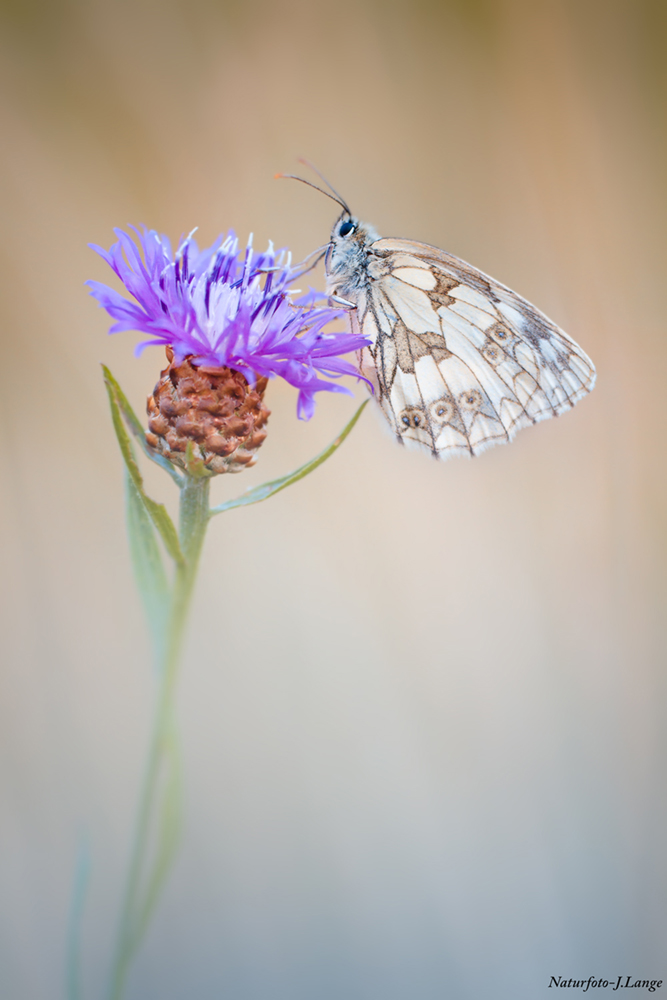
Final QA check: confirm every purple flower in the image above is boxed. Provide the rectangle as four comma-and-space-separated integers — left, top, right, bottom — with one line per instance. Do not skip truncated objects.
88, 226, 370, 419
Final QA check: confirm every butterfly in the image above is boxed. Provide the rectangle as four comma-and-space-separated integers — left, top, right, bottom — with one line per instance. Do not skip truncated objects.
283, 167, 596, 460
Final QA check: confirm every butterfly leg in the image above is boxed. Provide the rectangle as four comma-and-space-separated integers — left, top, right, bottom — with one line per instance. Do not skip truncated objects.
329, 294, 356, 309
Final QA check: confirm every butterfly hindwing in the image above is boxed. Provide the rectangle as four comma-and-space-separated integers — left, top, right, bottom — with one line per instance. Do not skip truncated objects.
324, 214, 595, 460
354, 238, 595, 459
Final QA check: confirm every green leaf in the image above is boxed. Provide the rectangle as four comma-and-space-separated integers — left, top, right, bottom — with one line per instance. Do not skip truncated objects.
102, 365, 183, 487
132, 720, 182, 952
125, 472, 170, 660
209, 399, 369, 517
104, 368, 185, 567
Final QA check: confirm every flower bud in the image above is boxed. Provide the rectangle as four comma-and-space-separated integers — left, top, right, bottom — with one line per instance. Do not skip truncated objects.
146, 348, 270, 475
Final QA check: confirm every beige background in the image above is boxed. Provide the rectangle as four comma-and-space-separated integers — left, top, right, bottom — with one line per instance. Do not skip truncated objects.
1, 1, 666, 997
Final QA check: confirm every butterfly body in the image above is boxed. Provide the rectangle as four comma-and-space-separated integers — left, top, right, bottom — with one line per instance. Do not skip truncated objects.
325, 212, 596, 460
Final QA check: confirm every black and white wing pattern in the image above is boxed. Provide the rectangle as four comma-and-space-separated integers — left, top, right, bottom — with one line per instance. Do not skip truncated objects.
348, 238, 596, 459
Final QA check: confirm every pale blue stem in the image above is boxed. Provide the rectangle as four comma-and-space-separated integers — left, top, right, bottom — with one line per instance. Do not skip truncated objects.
66, 839, 91, 1000
99, 393, 368, 1000
106, 475, 210, 1000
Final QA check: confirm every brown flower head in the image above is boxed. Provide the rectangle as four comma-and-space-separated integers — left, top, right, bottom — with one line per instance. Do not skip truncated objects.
146, 348, 270, 475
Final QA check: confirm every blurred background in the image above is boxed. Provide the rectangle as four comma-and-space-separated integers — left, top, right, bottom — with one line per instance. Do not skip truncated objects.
1, 0, 666, 997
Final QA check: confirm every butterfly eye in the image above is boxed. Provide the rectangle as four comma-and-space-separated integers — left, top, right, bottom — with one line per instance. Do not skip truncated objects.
338, 220, 356, 237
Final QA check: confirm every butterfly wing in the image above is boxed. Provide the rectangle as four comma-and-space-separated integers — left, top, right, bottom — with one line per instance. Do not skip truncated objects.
355, 238, 596, 459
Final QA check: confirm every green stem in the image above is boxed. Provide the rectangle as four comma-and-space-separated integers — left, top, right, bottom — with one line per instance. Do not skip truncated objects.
107, 475, 210, 1000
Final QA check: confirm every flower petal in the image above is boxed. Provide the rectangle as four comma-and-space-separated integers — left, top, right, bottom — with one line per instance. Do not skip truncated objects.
89, 227, 372, 418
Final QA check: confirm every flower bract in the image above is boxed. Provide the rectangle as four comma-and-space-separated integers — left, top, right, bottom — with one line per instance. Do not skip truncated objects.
88, 227, 370, 419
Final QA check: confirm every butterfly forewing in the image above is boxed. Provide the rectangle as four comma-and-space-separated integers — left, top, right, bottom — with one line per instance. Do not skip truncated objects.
346, 235, 595, 459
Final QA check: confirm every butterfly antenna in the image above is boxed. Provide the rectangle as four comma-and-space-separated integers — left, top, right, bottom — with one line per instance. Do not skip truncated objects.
296, 158, 352, 215
275, 173, 351, 216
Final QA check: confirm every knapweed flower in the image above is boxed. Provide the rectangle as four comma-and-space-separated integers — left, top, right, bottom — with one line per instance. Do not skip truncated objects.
88, 227, 369, 474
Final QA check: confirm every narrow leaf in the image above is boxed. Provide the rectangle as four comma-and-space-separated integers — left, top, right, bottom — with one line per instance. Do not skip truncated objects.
104, 369, 185, 566
102, 364, 183, 486
210, 399, 369, 516
125, 472, 170, 661
132, 722, 182, 951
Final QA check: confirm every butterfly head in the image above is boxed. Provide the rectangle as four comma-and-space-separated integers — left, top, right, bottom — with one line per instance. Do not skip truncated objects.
329, 212, 380, 247
325, 212, 380, 301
